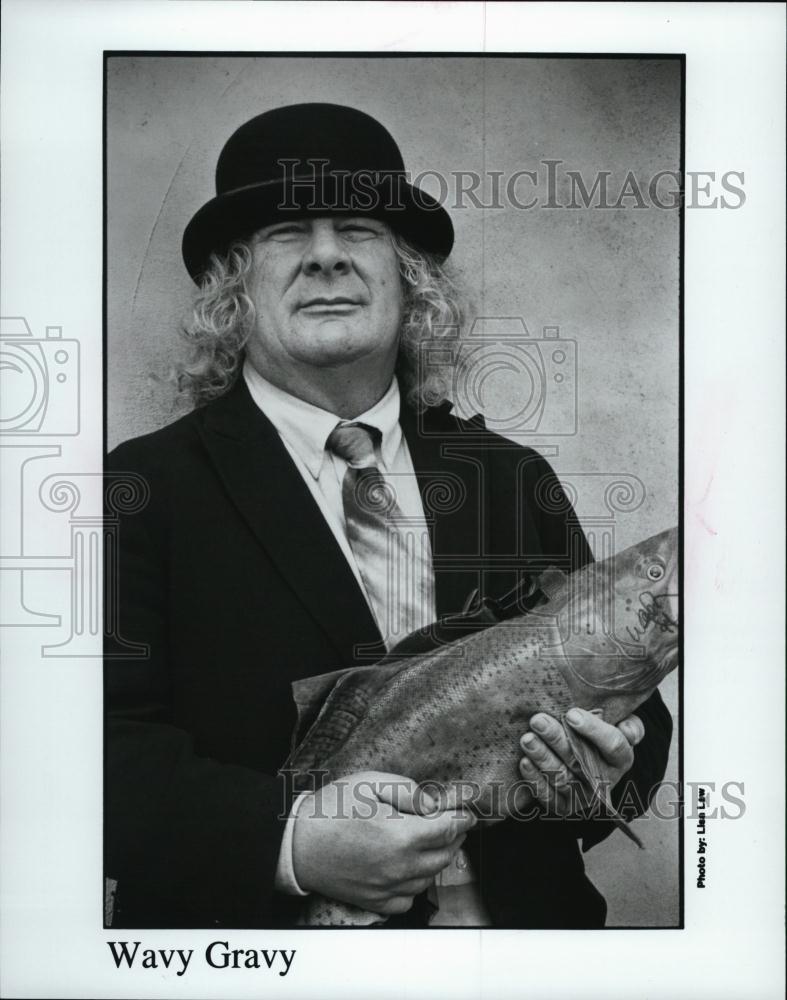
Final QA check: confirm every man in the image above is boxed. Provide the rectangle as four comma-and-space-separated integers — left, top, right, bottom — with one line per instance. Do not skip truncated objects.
105, 103, 672, 928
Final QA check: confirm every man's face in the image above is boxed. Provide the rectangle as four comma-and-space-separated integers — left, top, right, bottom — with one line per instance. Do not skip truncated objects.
245, 215, 404, 380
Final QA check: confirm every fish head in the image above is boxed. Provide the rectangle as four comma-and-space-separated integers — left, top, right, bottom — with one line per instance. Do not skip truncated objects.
555, 526, 679, 705
607, 524, 679, 689
613, 524, 678, 617
615, 524, 678, 672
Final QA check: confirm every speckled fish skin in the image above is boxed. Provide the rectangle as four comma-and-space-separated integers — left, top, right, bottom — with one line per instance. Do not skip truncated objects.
287, 526, 678, 926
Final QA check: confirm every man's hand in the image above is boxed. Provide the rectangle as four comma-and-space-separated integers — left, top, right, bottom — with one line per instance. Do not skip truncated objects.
518, 709, 645, 817
291, 771, 476, 916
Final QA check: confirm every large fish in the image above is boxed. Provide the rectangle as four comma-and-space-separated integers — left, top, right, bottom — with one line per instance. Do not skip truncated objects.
284, 526, 678, 925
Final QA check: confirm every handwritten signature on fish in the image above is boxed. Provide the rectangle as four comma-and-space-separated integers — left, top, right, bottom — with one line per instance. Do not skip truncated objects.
626, 591, 678, 644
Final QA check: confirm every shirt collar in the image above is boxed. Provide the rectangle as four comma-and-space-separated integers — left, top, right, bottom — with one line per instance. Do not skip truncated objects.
242, 359, 402, 478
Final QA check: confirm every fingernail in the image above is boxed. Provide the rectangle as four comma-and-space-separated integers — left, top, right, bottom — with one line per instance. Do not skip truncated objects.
417, 786, 438, 812
521, 733, 537, 748
566, 709, 583, 725
520, 758, 534, 772
530, 715, 548, 733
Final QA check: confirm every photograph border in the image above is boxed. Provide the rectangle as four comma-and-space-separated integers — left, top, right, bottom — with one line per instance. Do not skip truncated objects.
102, 48, 686, 932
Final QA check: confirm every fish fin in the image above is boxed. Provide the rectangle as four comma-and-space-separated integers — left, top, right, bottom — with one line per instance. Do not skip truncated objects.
561, 716, 644, 849
379, 595, 500, 664
286, 659, 415, 777
535, 567, 569, 602
290, 667, 358, 749
461, 587, 480, 614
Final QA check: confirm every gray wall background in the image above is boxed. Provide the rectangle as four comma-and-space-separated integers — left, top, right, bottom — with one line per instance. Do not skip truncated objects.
107, 55, 680, 926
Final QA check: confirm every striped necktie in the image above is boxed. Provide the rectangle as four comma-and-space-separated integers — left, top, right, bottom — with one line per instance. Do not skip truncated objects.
326, 422, 431, 647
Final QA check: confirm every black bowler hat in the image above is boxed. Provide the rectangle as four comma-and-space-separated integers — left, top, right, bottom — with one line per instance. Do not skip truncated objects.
182, 102, 454, 282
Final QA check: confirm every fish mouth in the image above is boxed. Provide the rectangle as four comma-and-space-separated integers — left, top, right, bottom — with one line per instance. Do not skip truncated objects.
658, 645, 680, 676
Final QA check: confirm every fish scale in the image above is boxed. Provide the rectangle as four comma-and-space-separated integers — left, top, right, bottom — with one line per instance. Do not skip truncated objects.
285, 526, 679, 925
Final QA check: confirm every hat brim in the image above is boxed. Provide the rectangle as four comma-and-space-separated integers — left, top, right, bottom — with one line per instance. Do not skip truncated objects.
182, 176, 454, 282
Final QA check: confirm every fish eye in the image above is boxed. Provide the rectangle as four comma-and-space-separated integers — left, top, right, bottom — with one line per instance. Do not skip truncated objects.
646, 561, 665, 582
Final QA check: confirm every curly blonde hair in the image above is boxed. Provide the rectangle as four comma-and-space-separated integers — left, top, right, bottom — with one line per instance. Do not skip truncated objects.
175, 228, 463, 410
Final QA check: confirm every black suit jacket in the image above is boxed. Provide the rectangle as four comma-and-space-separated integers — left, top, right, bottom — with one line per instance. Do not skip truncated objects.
105, 377, 672, 928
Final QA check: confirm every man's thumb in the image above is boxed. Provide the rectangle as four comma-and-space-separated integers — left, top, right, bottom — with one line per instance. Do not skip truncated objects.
367, 772, 438, 816
423, 806, 477, 845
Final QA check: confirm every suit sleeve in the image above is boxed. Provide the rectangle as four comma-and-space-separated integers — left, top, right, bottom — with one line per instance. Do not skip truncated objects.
104, 440, 290, 928
521, 449, 674, 851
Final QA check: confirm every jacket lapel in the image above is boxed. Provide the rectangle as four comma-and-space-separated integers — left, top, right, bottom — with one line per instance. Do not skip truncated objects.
399, 402, 488, 618
196, 379, 384, 666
